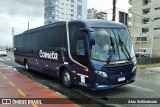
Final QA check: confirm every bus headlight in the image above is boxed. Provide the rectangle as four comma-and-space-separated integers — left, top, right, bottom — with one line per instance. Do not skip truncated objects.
95, 70, 108, 77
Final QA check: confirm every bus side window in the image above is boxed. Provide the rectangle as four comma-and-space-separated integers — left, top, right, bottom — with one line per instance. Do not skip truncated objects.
71, 30, 88, 66
76, 40, 85, 56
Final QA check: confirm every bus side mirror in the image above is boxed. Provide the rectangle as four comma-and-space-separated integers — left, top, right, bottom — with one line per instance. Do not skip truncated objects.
89, 32, 95, 46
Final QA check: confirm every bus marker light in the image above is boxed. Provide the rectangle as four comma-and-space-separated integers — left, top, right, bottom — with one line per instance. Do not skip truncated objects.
64, 62, 68, 65
83, 69, 88, 71
72, 71, 76, 73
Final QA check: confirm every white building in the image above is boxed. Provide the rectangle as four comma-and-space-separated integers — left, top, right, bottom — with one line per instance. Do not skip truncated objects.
44, 0, 87, 25
87, 8, 97, 19
87, 8, 128, 26
87, 8, 107, 20
129, 0, 160, 57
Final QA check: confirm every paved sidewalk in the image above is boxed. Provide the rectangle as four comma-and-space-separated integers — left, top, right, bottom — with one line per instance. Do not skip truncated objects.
0, 63, 78, 107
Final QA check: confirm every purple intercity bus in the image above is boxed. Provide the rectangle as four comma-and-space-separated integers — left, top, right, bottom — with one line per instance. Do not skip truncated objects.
14, 20, 137, 90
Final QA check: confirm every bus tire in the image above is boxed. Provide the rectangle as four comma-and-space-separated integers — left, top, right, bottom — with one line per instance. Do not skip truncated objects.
25, 60, 29, 71
62, 69, 72, 87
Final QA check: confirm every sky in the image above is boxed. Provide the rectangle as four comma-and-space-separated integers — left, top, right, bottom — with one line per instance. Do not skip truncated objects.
0, 0, 129, 47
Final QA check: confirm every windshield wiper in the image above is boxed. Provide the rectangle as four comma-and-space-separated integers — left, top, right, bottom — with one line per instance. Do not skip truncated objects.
107, 36, 115, 64
118, 34, 132, 61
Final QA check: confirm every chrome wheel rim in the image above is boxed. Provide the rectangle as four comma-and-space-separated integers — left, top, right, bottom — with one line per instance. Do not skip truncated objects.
64, 72, 70, 85
25, 63, 28, 70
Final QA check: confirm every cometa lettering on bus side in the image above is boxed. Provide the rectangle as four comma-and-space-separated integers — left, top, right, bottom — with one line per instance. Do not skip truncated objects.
39, 50, 58, 60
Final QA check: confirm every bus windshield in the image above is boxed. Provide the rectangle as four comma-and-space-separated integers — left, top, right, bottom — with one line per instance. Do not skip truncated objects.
91, 28, 134, 62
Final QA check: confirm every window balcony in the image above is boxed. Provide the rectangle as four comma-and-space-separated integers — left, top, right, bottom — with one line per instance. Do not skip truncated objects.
135, 36, 150, 43
128, 7, 132, 12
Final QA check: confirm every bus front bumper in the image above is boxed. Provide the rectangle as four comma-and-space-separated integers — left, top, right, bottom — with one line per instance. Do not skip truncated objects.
92, 71, 136, 90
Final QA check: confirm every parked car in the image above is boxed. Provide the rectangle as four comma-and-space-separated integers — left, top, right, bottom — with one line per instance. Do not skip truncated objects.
135, 48, 151, 57
0, 49, 7, 56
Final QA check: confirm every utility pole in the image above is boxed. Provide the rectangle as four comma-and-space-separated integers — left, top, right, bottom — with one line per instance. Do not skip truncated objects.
150, 20, 154, 58
112, 0, 117, 21
12, 27, 14, 48
12, 27, 14, 37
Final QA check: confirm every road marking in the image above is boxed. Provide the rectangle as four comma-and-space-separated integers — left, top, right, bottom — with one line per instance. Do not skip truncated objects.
0, 68, 9, 70
17, 89, 26, 97
128, 84, 154, 92
9, 81, 15, 87
2, 76, 7, 80
32, 104, 38, 107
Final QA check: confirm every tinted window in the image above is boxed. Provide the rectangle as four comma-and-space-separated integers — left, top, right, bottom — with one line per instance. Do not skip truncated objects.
14, 24, 67, 49
69, 22, 88, 66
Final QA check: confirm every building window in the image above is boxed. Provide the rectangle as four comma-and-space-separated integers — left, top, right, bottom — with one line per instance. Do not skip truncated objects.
154, 27, 160, 30
71, 14, 74, 17
143, 0, 151, 5
71, 9, 74, 12
71, 0, 74, 3
154, 17, 160, 20
155, 7, 160, 10
142, 28, 149, 33
142, 18, 150, 24
143, 8, 150, 15
136, 37, 148, 42
119, 11, 128, 26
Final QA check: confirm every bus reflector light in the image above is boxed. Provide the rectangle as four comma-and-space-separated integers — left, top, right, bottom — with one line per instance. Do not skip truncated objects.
83, 69, 88, 71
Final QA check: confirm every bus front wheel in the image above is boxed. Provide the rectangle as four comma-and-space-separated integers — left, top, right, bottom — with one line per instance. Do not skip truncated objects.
62, 69, 72, 87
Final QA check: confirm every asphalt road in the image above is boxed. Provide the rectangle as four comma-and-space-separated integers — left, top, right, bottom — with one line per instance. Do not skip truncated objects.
0, 52, 160, 107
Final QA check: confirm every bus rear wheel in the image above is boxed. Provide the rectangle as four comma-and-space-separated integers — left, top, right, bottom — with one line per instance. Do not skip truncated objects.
62, 69, 72, 87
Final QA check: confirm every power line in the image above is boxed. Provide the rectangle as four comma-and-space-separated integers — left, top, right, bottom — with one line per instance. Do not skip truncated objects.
131, 3, 160, 11
116, 7, 128, 13
104, 8, 113, 12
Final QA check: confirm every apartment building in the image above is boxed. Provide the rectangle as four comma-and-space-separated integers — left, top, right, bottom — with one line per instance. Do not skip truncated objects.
44, 0, 87, 25
87, 8, 107, 20
87, 8, 98, 19
87, 8, 128, 26
129, 0, 160, 57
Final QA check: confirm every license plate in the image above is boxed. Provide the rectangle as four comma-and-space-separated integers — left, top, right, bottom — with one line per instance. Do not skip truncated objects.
118, 77, 125, 82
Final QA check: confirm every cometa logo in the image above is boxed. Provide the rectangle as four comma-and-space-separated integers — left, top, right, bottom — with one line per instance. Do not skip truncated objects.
39, 50, 58, 60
